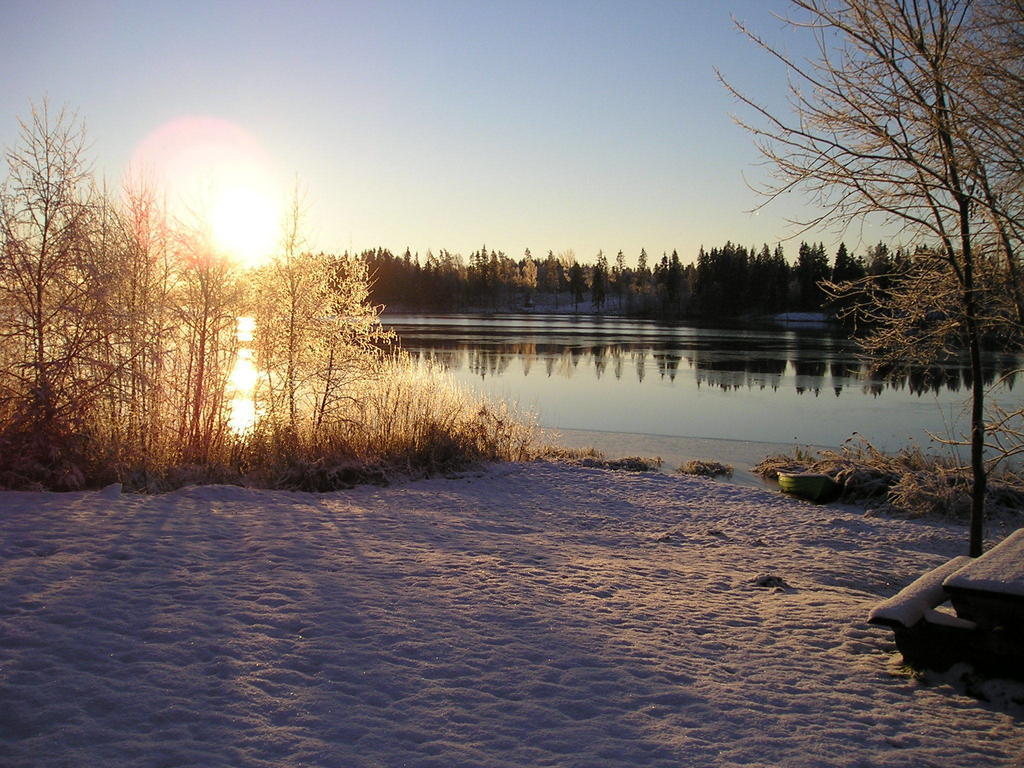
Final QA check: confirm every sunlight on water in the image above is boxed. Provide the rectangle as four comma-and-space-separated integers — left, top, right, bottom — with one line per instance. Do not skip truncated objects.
236, 315, 256, 343
228, 317, 260, 434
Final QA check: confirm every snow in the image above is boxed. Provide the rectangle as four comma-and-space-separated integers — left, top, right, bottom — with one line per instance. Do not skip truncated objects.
867, 556, 973, 628
1, 461, 1022, 767
944, 528, 1024, 598
920, 608, 977, 630
771, 312, 833, 326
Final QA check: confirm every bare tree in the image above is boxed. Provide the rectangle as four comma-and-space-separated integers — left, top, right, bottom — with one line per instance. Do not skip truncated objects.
722, 0, 1024, 555
0, 103, 112, 487
251, 184, 314, 433
103, 176, 177, 471
173, 226, 241, 464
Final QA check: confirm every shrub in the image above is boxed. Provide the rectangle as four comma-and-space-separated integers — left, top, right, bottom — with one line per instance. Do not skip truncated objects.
546, 452, 662, 472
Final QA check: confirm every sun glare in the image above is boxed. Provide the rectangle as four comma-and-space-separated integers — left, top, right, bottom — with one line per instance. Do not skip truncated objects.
236, 316, 256, 343
229, 348, 259, 393
129, 116, 283, 269
210, 183, 279, 269
129, 119, 284, 435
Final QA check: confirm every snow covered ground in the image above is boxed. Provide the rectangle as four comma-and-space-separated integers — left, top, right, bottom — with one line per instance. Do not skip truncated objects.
1, 462, 1021, 768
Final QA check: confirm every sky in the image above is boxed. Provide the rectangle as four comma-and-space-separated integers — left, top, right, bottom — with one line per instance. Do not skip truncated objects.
0, 0, 876, 266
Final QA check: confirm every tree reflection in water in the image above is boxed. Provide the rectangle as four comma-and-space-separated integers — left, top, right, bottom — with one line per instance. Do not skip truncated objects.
382, 314, 1022, 449
397, 335, 1016, 398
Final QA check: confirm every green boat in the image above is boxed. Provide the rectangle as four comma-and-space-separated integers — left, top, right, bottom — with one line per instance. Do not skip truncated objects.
777, 472, 839, 503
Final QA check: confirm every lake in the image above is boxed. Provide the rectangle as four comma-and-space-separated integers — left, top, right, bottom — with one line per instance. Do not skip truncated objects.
383, 313, 1023, 484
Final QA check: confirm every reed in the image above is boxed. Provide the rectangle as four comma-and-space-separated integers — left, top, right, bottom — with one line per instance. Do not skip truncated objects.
120, 357, 541, 491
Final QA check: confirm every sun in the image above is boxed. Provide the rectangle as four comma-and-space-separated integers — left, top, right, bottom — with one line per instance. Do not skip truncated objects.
129, 116, 283, 269
209, 181, 280, 269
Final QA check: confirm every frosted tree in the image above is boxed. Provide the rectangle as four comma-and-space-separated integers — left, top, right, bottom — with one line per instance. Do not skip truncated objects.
0, 104, 110, 486
724, 0, 1024, 555
251, 189, 391, 447
519, 252, 538, 305
96, 176, 178, 472
172, 226, 242, 464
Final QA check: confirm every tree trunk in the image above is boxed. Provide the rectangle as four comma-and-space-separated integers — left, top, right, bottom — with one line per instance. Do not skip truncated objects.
968, 326, 986, 558
960, 204, 987, 558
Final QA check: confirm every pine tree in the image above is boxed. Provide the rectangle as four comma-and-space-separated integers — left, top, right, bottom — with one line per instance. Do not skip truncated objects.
591, 252, 609, 310
795, 242, 830, 311
831, 242, 864, 284
568, 262, 586, 312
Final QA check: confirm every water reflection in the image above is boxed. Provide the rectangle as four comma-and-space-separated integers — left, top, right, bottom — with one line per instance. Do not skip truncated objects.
393, 330, 1017, 398
382, 313, 1022, 450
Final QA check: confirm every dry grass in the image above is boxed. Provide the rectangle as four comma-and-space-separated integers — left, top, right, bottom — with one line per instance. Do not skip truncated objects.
677, 459, 734, 478
548, 452, 663, 472
342, 357, 541, 472
222, 358, 541, 491
2, 356, 544, 493
754, 438, 1024, 518
535, 445, 605, 462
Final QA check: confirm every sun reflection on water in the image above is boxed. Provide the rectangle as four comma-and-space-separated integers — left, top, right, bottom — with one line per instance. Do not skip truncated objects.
228, 317, 260, 434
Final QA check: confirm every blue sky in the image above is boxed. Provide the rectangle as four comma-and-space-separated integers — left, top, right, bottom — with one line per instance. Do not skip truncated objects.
2, 1, 869, 264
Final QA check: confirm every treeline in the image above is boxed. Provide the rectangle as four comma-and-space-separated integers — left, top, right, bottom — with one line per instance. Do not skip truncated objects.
360, 241, 905, 318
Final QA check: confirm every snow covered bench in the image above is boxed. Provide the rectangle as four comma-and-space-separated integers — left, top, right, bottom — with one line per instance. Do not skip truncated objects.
869, 533, 1024, 678
943, 527, 1024, 633
868, 556, 973, 630
868, 556, 979, 672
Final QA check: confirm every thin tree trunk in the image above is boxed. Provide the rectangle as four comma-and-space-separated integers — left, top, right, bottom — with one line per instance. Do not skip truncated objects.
960, 207, 987, 557
967, 323, 986, 557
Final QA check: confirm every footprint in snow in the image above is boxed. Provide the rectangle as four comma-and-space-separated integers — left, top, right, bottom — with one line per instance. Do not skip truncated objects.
654, 530, 685, 543
752, 574, 794, 591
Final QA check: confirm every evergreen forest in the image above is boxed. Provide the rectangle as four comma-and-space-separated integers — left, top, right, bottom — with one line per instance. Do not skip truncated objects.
358, 241, 895, 318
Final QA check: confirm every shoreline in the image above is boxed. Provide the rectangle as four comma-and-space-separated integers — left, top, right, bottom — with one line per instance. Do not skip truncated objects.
544, 427, 832, 489
380, 305, 838, 330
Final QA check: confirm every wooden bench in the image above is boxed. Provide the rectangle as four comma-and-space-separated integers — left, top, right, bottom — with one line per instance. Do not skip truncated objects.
943, 528, 1024, 632
869, 533, 1024, 679
868, 556, 978, 671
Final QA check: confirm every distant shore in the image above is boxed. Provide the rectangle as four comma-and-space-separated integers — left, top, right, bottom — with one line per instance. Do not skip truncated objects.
380, 303, 838, 329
